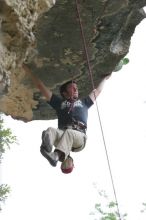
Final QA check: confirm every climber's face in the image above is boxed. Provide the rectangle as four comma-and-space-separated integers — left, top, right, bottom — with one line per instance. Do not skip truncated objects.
63, 83, 78, 99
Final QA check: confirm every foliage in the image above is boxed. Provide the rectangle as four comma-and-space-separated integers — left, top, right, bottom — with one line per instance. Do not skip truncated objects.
0, 184, 11, 211
141, 203, 146, 213
0, 114, 17, 162
90, 187, 146, 220
89, 190, 127, 220
113, 57, 129, 72
0, 113, 17, 211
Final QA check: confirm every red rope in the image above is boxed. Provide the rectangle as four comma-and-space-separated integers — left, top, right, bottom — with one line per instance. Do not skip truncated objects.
75, 1, 122, 220
75, 0, 95, 91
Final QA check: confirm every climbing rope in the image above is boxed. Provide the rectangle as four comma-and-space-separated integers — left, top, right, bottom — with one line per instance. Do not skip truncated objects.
75, 1, 122, 219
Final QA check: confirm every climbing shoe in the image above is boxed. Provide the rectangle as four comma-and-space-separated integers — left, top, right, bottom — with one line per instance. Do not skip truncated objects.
41, 130, 52, 152
40, 147, 59, 167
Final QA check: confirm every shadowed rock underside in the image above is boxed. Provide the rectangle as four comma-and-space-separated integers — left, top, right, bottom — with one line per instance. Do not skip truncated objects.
0, 0, 146, 121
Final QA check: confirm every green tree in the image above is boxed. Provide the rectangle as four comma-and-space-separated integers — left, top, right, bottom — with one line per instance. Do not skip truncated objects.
90, 188, 146, 220
0, 114, 17, 162
89, 190, 127, 220
0, 113, 17, 211
0, 184, 11, 211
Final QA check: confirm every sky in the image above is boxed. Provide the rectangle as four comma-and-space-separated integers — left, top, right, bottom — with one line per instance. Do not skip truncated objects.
1, 13, 146, 220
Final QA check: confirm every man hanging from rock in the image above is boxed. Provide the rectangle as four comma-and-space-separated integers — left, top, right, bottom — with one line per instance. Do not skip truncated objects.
23, 64, 110, 172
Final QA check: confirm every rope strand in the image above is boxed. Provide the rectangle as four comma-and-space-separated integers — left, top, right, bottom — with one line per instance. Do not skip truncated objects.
75, 0, 95, 90
75, 1, 122, 219
95, 100, 122, 219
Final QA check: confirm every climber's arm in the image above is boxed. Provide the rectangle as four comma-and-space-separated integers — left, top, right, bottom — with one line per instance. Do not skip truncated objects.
89, 75, 111, 102
23, 64, 52, 101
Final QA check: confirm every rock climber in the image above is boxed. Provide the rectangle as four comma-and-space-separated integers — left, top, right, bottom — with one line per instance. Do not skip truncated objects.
23, 64, 110, 172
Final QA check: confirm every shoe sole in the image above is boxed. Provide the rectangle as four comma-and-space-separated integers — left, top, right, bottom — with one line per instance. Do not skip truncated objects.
41, 131, 52, 152
40, 147, 57, 167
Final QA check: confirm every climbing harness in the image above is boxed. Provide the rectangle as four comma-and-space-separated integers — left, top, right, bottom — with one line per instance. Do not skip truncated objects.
62, 119, 87, 134
74, 1, 122, 219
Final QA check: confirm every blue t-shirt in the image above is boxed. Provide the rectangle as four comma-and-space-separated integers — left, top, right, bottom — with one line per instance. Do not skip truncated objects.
48, 94, 93, 129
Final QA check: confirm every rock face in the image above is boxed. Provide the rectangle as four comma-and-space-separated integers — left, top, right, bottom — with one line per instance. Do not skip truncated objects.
0, 0, 146, 122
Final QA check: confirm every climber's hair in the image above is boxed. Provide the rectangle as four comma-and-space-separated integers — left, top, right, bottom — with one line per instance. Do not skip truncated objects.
59, 80, 77, 97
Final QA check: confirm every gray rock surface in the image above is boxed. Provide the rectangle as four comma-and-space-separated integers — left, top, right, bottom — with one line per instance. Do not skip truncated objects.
0, 0, 146, 121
